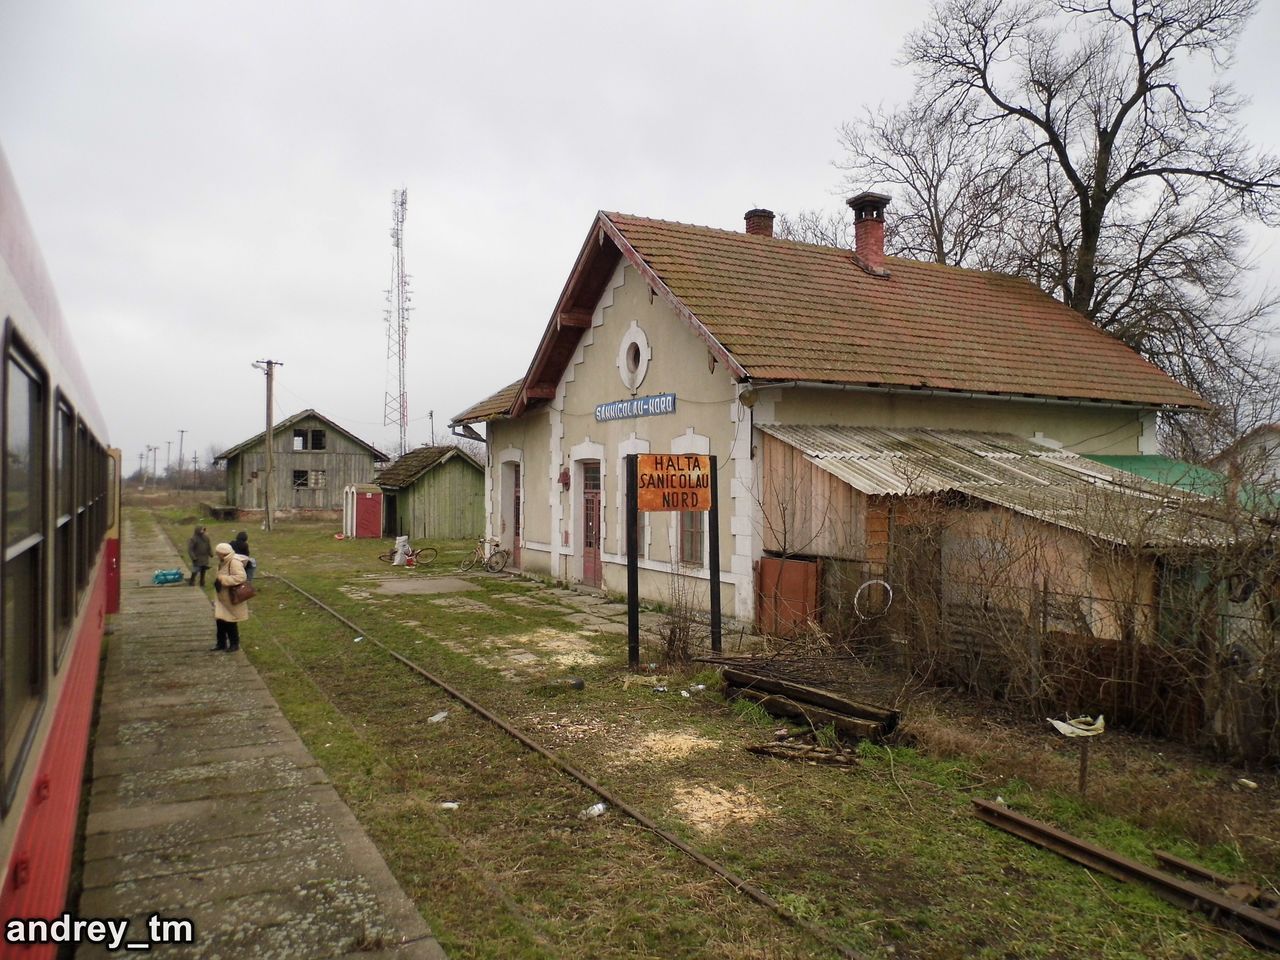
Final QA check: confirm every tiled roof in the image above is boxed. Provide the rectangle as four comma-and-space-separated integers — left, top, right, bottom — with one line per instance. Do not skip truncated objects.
605, 214, 1205, 409
451, 379, 523, 425
375, 445, 482, 490
761, 424, 1251, 548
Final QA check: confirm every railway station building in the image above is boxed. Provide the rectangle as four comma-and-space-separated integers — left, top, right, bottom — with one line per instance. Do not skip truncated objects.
450, 197, 1210, 625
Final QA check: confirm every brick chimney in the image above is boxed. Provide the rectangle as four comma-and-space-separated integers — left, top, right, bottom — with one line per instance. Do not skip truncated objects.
847, 192, 891, 275
744, 208, 775, 237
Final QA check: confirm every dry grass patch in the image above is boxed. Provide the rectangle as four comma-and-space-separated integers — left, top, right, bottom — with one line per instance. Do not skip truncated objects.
671, 783, 770, 833
621, 731, 722, 764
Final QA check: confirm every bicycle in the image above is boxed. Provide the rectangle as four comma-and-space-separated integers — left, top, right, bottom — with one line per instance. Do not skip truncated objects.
377, 544, 438, 567
459, 537, 509, 573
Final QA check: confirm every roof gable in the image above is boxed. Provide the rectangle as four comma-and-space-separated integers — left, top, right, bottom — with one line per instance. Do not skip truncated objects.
375, 445, 483, 489
215, 409, 391, 462
511, 211, 1204, 416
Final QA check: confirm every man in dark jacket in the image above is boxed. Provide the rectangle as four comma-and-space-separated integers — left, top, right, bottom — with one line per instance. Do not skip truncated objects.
231, 530, 255, 583
187, 526, 213, 586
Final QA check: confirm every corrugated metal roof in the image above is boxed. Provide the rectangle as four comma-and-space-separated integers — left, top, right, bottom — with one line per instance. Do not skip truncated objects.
760, 424, 1256, 548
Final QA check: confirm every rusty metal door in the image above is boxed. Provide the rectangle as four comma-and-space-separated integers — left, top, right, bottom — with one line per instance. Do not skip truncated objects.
755, 556, 820, 638
582, 461, 602, 587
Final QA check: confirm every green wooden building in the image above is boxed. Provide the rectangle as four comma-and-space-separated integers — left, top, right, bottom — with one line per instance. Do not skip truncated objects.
375, 445, 485, 539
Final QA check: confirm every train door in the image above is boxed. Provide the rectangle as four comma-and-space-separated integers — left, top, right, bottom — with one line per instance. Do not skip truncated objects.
581, 460, 601, 587
106, 448, 121, 614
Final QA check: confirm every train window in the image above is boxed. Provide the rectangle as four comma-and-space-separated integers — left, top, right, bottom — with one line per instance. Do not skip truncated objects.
3, 347, 47, 797
105, 449, 116, 532
54, 400, 75, 659
76, 423, 89, 592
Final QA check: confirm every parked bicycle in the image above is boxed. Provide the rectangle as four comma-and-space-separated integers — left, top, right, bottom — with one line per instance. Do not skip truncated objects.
460, 537, 509, 573
377, 544, 438, 567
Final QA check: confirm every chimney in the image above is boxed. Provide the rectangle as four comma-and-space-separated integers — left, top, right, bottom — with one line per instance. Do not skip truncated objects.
847, 192, 891, 275
744, 208, 775, 237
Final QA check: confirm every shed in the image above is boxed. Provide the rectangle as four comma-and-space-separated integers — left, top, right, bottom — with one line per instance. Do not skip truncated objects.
375, 445, 485, 539
343, 484, 384, 538
216, 409, 391, 513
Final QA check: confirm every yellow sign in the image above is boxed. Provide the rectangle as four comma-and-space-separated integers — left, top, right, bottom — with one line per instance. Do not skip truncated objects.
636, 454, 711, 512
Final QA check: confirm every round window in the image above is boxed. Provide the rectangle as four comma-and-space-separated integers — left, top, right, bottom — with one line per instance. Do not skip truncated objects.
616, 323, 650, 391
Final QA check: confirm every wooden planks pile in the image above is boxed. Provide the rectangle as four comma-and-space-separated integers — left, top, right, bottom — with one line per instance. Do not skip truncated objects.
721, 666, 899, 742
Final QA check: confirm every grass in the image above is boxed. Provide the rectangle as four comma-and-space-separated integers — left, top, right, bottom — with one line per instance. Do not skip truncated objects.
138, 499, 1278, 959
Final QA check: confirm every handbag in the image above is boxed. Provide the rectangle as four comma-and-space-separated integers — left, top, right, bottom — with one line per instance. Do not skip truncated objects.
228, 581, 257, 604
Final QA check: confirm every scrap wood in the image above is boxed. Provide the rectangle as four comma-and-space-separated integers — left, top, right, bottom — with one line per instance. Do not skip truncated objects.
746, 741, 860, 766
973, 798, 1280, 952
720, 666, 899, 733
728, 686, 882, 741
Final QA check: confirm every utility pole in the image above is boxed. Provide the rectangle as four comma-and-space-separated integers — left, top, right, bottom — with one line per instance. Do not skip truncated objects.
192, 452, 198, 484
165, 440, 172, 481
138, 451, 146, 488
429, 410, 435, 446
252, 359, 284, 530
147, 445, 159, 483
176, 429, 187, 488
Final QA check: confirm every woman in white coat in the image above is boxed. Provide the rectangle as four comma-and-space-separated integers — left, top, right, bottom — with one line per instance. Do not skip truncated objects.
211, 542, 249, 652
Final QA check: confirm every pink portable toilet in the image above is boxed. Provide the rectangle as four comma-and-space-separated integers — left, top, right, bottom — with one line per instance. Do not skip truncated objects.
343, 484, 384, 538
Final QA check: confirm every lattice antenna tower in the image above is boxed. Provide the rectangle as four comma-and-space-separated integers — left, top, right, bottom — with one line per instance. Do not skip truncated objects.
384, 188, 412, 458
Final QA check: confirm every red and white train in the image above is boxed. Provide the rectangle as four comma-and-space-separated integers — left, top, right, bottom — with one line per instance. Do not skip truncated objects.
0, 146, 121, 953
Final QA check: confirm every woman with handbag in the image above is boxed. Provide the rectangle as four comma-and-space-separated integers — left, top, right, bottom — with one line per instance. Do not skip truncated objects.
211, 542, 252, 652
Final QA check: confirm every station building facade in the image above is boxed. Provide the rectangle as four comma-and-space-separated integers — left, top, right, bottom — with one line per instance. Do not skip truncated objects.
452, 199, 1205, 623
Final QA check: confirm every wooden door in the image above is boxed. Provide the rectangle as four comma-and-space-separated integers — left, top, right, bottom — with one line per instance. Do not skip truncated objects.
582, 461, 601, 587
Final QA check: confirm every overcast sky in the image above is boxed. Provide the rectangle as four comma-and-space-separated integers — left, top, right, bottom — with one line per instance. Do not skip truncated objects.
2, 0, 1278, 474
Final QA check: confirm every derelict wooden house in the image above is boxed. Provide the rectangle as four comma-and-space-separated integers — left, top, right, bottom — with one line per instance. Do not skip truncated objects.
375, 445, 485, 539
216, 409, 390, 513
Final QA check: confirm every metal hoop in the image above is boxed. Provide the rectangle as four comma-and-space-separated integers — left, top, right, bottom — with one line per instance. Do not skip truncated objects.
853, 579, 893, 621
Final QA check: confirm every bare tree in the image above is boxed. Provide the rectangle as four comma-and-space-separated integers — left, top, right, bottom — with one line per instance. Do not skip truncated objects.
797, 0, 1280, 445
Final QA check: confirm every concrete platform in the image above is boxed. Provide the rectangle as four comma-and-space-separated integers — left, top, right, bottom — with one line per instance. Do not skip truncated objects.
77, 518, 446, 960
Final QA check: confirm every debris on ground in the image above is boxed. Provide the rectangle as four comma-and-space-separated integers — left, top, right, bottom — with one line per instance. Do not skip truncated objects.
746, 742, 860, 767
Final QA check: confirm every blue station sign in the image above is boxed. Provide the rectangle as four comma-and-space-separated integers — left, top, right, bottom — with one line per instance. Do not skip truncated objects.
594, 392, 677, 423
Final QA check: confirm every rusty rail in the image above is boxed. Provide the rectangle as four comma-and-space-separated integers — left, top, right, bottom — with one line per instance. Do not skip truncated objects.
973, 799, 1280, 952
271, 573, 866, 960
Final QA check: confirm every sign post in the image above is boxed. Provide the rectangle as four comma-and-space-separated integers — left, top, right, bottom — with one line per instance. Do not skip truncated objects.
708, 455, 721, 653
626, 452, 720, 669
626, 454, 640, 670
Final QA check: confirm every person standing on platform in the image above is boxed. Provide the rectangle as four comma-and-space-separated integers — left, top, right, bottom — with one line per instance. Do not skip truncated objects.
231, 530, 256, 583
187, 525, 212, 587
211, 542, 249, 652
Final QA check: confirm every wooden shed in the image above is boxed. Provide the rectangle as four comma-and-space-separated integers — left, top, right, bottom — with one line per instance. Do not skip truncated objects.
375, 445, 485, 539
216, 409, 391, 513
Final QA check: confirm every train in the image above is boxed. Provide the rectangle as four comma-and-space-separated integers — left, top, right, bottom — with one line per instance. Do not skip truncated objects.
0, 146, 121, 952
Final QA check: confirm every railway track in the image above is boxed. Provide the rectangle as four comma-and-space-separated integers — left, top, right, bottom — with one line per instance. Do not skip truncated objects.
268, 572, 866, 960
